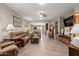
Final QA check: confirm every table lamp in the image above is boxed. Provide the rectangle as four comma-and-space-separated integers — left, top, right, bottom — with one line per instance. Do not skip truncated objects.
70, 24, 79, 47
7, 24, 15, 38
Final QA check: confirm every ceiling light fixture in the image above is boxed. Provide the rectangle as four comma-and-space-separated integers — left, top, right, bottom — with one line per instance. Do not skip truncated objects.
39, 11, 48, 17
38, 10, 48, 20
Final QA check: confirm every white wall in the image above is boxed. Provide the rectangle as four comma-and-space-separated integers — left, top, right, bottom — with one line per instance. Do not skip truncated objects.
0, 4, 25, 31
0, 4, 27, 42
75, 5, 79, 13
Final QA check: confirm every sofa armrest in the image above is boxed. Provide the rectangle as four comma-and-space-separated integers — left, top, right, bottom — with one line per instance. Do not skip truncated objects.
0, 45, 18, 53
0, 41, 15, 48
0, 44, 18, 56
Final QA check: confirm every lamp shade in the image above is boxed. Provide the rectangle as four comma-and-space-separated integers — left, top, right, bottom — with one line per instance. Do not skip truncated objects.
70, 24, 79, 34
7, 24, 15, 31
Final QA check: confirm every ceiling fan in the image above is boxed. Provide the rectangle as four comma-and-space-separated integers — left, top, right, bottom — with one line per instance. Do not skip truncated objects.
39, 11, 48, 17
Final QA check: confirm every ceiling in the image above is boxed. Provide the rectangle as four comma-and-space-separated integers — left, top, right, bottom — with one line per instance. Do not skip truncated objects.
5, 3, 79, 22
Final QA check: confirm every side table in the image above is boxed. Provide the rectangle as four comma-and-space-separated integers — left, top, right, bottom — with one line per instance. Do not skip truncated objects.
31, 37, 39, 44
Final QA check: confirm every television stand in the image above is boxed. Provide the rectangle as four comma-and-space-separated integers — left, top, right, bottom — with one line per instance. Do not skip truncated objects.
59, 34, 71, 45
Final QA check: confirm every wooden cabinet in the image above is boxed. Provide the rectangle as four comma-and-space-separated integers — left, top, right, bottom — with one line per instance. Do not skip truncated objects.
75, 15, 79, 24
59, 34, 71, 45
74, 12, 79, 24
69, 44, 79, 56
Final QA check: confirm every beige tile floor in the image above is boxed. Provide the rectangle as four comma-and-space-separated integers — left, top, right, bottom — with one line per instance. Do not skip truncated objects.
18, 33, 69, 56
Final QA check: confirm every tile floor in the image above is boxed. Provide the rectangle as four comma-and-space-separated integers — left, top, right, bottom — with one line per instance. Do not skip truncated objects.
18, 33, 68, 56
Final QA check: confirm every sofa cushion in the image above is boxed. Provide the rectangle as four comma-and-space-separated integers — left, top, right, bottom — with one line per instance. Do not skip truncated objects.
25, 36, 30, 39
0, 47, 1, 50
21, 36, 30, 42
0, 41, 15, 48
0, 45, 18, 53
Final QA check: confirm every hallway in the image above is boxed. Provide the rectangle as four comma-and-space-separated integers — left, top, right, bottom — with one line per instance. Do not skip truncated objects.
18, 33, 68, 56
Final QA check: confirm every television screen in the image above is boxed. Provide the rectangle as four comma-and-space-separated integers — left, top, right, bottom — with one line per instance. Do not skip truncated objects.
64, 15, 74, 27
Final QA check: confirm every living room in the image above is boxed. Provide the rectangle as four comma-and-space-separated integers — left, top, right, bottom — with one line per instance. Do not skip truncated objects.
0, 3, 79, 56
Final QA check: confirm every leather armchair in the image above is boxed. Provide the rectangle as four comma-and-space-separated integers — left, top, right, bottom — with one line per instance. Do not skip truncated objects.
20, 35, 31, 47
0, 41, 18, 56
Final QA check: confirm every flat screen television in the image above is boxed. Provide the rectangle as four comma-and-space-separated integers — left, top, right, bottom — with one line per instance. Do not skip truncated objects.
64, 15, 74, 27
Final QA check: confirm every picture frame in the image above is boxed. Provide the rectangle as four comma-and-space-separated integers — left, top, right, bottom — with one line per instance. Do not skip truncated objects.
13, 16, 22, 27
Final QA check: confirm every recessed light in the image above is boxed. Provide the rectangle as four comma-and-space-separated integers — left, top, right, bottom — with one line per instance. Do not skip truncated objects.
40, 15, 43, 17
39, 18, 43, 20
38, 3, 46, 5
40, 3, 45, 5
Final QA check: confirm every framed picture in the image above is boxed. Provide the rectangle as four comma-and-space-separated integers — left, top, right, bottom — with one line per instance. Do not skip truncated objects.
13, 16, 22, 27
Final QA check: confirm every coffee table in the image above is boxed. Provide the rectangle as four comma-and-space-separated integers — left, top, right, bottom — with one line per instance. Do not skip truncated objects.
31, 37, 39, 44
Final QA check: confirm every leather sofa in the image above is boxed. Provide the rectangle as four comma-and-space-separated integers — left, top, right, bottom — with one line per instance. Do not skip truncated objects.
10, 32, 31, 47
20, 35, 31, 47
0, 41, 18, 56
